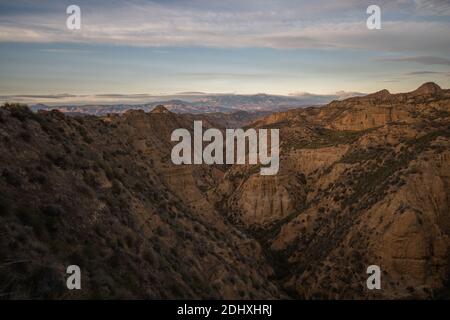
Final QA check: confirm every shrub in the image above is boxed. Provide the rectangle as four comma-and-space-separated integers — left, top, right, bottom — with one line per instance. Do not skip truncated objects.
77, 126, 93, 144
19, 130, 32, 142
16, 206, 45, 236
40, 205, 64, 217
2, 169, 22, 186
4, 103, 37, 122
45, 151, 67, 168
112, 179, 122, 195
40, 205, 63, 233
0, 195, 11, 216
29, 173, 47, 185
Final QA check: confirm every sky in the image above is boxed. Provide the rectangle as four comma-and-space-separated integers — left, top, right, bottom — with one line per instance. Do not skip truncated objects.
0, 0, 449, 101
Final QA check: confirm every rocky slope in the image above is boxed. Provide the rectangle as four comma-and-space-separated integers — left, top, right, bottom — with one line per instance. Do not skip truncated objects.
213, 83, 450, 299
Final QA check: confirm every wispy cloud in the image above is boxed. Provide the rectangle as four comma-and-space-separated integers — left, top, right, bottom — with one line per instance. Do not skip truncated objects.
0, 1, 449, 52
376, 56, 450, 65
38, 48, 92, 54
414, 0, 450, 16
376, 69, 450, 83
404, 71, 440, 75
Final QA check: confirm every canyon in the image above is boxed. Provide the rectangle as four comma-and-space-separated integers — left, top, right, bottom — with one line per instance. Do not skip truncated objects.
0, 82, 449, 299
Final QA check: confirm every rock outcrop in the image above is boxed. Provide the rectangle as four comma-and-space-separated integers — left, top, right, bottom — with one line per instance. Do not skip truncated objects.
212, 83, 450, 299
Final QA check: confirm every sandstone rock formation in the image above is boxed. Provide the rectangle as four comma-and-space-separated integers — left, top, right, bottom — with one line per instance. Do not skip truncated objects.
213, 83, 450, 299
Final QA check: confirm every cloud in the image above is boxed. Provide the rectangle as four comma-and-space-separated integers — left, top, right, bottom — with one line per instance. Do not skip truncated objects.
0, 92, 229, 105
0, 1, 449, 52
38, 48, 92, 54
404, 71, 440, 75
378, 79, 402, 83
376, 69, 450, 84
1, 94, 80, 99
414, 0, 450, 15
288, 90, 365, 101
376, 56, 450, 65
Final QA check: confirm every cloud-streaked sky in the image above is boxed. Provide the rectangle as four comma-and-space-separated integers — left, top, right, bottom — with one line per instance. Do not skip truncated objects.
0, 0, 449, 97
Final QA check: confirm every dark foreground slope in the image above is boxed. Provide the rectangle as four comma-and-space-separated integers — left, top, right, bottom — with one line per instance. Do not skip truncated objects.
0, 105, 282, 299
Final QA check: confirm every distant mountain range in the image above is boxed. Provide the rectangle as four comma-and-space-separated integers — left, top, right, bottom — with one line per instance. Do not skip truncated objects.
2, 92, 365, 115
